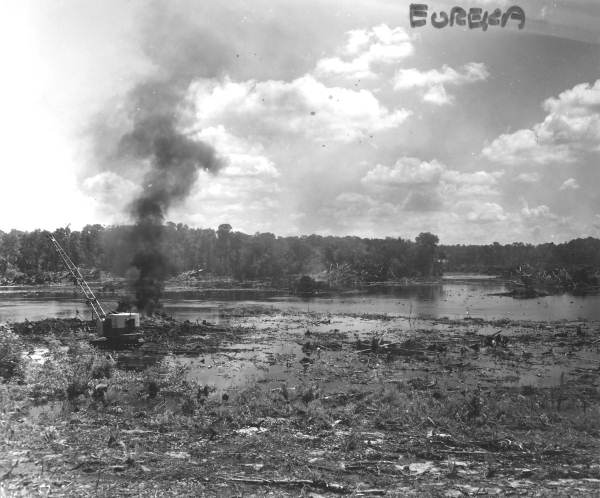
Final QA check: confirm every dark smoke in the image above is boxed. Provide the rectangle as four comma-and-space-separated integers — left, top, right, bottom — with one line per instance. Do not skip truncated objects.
123, 112, 221, 314
88, 4, 232, 314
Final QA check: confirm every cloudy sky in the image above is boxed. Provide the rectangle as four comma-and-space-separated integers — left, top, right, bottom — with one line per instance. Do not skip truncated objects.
1, 0, 599, 244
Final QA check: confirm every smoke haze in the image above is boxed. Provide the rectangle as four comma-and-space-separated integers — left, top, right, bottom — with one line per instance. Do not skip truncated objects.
89, 3, 229, 312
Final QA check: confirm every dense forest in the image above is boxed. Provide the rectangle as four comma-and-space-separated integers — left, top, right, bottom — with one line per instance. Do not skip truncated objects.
0, 224, 599, 285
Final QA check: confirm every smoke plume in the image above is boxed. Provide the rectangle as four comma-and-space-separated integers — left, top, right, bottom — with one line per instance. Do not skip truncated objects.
123, 110, 221, 313
89, 4, 231, 313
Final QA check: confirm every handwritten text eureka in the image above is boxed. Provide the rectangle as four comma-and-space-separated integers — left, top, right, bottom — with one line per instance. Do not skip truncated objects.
409, 4, 525, 30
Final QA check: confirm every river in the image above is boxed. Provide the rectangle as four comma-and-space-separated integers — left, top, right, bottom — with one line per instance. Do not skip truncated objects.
1, 275, 599, 323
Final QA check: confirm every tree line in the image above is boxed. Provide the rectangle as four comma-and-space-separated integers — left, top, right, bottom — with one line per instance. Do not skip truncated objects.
0, 223, 598, 284
441, 238, 600, 275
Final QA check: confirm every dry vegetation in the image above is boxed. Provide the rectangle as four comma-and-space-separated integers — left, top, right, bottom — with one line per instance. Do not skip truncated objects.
1, 314, 599, 496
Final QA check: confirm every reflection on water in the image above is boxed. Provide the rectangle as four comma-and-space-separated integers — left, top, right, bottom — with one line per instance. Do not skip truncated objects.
1, 281, 600, 323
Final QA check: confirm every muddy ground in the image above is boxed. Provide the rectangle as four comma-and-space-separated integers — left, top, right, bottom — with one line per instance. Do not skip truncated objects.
1, 310, 599, 496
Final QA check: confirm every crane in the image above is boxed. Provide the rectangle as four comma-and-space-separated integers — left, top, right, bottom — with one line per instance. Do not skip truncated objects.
48, 234, 106, 320
48, 233, 142, 345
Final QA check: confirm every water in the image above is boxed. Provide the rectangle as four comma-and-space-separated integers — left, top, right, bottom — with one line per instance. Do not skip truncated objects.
1, 278, 599, 323
7, 277, 598, 406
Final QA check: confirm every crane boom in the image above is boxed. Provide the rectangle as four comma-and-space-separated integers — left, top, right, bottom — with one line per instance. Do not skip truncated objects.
48, 234, 106, 320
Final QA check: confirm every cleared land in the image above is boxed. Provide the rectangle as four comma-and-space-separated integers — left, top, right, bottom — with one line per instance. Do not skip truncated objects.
1, 310, 599, 496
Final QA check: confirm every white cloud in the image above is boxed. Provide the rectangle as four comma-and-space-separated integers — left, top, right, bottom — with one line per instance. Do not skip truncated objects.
360, 157, 503, 218
395, 63, 488, 89
482, 129, 572, 165
515, 172, 541, 183
516, 202, 574, 241
423, 85, 452, 105
559, 177, 580, 190
345, 29, 371, 55
188, 75, 410, 143
458, 201, 508, 223
191, 126, 281, 199
79, 125, 283, 227
402, 189, 443, 212
177, 169, 282, 234
334, 192, 387, 216
109, 125, 282, 233
362, 157, 501, 191
320, 173, 582, 242
361, 157, 444, 186
326, 192, 401, 235
195, 125, 279, 179
394, 63, 489, 105
441, 169, 503, 185
370, 24, 411, 46
439, 170, 503, 198
315, 24, 414, 79
544, 80, 600, 115
520, 202, 557, 221
483, 79, 600, 165
81, 171, 142, 221
323, 192, 515, 242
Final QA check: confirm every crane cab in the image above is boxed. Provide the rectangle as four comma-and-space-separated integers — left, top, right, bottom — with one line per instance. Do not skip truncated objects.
97, 312, 140, 337
92, 312, 143, 347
